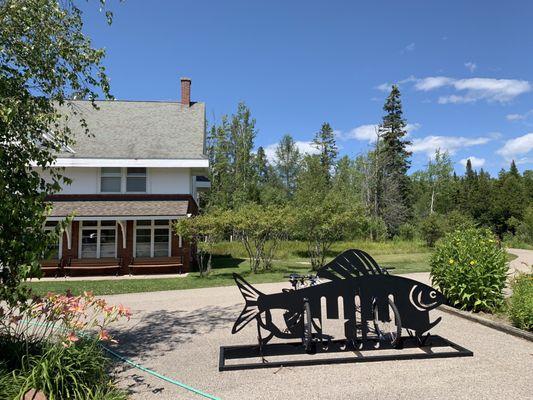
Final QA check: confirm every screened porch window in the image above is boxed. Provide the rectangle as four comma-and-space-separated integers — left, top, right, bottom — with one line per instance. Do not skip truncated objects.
80, 220, 117, 258
134, 220, 171, 258
44, 221, 61, 260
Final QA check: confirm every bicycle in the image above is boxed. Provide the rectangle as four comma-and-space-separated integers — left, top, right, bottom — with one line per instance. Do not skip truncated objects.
284, 269, 402, 352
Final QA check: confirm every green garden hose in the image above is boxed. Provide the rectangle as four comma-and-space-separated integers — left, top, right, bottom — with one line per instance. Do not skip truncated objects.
23, 320, 221, 400
100, 344, 220, 400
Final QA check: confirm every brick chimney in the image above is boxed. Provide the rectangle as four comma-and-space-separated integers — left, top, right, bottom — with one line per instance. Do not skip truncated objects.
180, 77, 191, 106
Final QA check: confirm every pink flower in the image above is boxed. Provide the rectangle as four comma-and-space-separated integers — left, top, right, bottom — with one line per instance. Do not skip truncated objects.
98, 329, 118, 343
117, 304, 132, 320
66, 331, 79, 343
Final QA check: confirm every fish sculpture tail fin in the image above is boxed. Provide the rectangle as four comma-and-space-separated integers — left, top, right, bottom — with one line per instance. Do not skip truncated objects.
232, 273, 264, 334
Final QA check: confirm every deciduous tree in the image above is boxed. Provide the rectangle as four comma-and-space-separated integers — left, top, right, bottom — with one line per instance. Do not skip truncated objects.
274, 134, 301, 197
0, 0, 114, 303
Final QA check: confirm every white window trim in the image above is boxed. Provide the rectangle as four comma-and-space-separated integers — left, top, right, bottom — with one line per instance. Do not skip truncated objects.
133, 220, 172, 258
79, 221, 117, 259
99, 167, 122, 194
98, 167, 148, 194
44, 226, 62, 260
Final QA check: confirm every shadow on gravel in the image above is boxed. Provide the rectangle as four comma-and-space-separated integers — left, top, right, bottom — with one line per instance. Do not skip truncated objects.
109, 304, 239, 396
110, 304, 239, 359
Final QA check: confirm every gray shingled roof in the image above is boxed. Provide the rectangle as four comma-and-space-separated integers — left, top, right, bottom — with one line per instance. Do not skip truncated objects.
58, 100, 206, 159
50, 200, 189, 217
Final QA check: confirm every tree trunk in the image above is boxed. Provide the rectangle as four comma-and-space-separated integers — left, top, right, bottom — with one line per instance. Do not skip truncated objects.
430, 185, 435, 214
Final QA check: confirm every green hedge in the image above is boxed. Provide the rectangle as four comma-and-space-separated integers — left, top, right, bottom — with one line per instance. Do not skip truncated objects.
430, 228, 507, 312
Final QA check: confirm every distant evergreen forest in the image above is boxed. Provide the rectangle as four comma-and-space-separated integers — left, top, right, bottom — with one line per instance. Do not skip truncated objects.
202, 86, 533, 245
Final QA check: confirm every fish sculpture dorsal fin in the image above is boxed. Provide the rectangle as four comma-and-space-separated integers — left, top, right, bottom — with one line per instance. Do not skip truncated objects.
316, 249, 386, 281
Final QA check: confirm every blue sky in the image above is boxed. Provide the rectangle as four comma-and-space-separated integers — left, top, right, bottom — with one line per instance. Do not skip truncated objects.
81, 0, 533, 175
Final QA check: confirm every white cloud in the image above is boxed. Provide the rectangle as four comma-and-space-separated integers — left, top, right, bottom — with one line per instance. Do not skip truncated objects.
506, 109, 533, 121
409, 135, 491, 157
385, 76, 531, 104
497, 133, 533, 162
376, 83, 391, 92
414, 76, 454, 91
263, 140, 319, 162
459, 156, 485, 168
337, 123, 421, 143
444, 78, 530, 103
464, 62, 477, 73
344, 124, 379, 142
402, 42, 415, 53
375, 76, 417, 92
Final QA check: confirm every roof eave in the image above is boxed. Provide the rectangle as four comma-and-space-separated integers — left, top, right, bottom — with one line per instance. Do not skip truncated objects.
39, 158, 209, 168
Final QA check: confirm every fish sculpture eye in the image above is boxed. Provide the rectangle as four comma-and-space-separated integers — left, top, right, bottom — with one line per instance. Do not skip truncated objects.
429, 291, 437, 299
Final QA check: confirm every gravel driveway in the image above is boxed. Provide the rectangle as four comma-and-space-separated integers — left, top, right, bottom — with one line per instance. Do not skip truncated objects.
105, 273, 533, 400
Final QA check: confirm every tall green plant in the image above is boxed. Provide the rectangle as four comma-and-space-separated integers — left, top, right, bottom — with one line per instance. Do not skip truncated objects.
430, 228, 507, 312
0, 0, 114, 304
508, 273, 533, 331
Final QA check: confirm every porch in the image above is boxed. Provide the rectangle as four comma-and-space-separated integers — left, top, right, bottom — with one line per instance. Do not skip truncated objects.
41, 196, 195, 276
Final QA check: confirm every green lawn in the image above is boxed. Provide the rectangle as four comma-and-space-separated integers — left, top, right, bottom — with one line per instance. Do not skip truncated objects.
26, 244, 432, 296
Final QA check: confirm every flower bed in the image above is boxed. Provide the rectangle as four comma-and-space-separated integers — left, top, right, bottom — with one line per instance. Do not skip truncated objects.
0, 291, 131, 399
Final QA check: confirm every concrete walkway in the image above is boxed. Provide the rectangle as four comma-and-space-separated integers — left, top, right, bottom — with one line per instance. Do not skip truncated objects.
30, 273, 188, 282
106, 275, 533, 400
507, 248, 533, 275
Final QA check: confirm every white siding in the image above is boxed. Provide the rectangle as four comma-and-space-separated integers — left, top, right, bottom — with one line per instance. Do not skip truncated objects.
48, 167, 192, 195
149, 168, 191, 194
60, 168, 99, 194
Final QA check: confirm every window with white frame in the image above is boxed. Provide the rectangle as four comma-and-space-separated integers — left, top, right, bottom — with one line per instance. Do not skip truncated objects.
100, 167, 147, 193
134, 220, 171, 258
100, 168, 122, 193
80, 220, 117, 258
44, 221, 61, 259
126, 168, 147, 192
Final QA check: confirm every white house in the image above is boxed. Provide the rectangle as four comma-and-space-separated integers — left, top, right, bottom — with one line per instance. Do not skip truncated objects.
41, 78, 208, 276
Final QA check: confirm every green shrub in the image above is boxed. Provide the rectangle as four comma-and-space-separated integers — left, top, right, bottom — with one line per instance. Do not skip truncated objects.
445, 210, 476, 232
398, 223, 416, 241
430, 227, 507, 312
419, 213, 446, 247
508, 273, 533, 331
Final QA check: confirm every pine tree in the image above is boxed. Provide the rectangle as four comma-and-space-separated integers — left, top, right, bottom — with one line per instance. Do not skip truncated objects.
492, 162, 526, 235
378, 85, 412, 235
312, 122, 337, 181
509, 160, 520, 178
255, 146, 269, 184
274, 134, 301, 197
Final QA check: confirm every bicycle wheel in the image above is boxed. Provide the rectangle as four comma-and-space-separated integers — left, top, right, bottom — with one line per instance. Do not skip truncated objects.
302, 298, 315, 354
373, 298, 402, 348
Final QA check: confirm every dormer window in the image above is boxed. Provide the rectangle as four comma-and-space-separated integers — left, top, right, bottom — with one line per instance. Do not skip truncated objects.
100, 167, 147, 193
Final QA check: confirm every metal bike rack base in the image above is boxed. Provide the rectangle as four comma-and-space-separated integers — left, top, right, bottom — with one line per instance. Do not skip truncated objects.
219, 335, 473, 371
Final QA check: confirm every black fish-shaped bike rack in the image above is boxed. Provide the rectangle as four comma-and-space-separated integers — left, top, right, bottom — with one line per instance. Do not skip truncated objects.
219, 249, 473, 371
